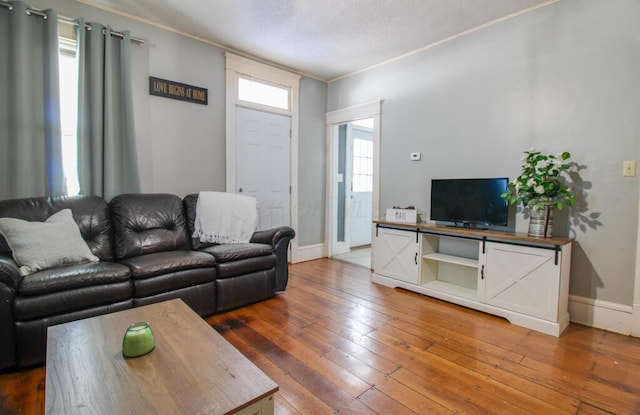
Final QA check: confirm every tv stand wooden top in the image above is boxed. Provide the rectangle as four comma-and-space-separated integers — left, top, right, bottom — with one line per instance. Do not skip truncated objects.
374, 221, 574, 247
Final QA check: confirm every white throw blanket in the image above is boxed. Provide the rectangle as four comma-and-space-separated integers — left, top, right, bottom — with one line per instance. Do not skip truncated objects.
192, 191, 258, 244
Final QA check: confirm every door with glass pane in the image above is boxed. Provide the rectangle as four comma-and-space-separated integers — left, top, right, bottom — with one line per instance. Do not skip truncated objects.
347, 124, 373, 247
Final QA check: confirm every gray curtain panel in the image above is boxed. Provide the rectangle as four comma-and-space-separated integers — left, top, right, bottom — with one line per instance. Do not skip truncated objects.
76, 19, 140, 200
0, 1, 65, 200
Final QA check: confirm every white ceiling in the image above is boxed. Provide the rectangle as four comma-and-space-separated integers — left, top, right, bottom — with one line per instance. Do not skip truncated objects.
77, 0, 553, 81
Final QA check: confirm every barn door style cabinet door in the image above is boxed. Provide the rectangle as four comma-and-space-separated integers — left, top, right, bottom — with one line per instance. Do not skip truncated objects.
372, 227, 420, 285
481, 242, 569, 322
372, 222, 572, 336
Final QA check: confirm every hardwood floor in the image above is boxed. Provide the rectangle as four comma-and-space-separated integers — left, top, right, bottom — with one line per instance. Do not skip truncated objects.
2, 258, 640, 414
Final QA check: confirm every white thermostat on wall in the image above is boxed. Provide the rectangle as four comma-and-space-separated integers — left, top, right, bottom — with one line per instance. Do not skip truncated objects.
410, 152, 421, 161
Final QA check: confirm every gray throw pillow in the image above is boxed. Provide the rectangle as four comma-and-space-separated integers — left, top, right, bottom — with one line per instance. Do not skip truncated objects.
0, 209, 99, 276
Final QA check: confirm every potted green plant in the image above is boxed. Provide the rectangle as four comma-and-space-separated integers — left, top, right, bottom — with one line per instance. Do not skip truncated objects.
501, 149, 575, 237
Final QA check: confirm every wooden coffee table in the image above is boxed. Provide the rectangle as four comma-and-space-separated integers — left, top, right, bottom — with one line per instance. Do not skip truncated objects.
45, 299, 277, 414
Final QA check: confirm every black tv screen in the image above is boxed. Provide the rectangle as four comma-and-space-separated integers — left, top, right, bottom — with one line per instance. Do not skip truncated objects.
430, 178, 509, 227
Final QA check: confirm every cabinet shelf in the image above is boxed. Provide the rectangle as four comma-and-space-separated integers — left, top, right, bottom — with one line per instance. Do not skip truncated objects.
422, 280, 477, 300
423, 253, 478, 269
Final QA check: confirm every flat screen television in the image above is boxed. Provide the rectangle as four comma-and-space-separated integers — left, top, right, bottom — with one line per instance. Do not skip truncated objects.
430, 177, 509, 228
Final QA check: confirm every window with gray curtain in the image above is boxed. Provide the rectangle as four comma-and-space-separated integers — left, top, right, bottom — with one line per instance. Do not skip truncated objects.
0, 0, 65, 200
75, 18, 140, 200
0, 1, 140, 201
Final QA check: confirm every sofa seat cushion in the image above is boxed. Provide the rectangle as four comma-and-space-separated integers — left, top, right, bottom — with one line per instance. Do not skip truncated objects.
202, 243, 272, 263
119, 250, 216, 279
18, 262, 131, 296
14, 281, 132, 321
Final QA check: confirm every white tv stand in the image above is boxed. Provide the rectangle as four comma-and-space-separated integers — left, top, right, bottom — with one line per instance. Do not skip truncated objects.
371, 221, 573, 336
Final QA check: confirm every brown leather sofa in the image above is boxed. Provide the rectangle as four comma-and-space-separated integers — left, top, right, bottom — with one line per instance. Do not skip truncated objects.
0, 193, 294, 370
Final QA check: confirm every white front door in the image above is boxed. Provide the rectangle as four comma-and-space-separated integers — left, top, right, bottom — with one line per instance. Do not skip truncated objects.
236, 107, 291, 230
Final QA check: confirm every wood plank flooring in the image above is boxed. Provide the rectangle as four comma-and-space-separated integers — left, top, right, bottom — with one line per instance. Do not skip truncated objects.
2, 258, 640, 414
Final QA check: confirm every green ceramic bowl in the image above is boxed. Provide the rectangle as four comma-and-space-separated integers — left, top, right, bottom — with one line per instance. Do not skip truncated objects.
122, 322, 155, 358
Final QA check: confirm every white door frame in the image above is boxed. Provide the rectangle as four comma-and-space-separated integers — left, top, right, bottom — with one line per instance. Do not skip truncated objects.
344, 124, 355, 252
633, 193, 640, 336
225, 53, 300, 259
325, 100, 382, 258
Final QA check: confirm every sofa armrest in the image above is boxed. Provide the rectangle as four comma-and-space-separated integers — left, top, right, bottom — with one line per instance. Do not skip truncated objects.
251, 226, 295, 291
0, 255, 17, 370
0, 254, 21, 291
250, 226, 295, 247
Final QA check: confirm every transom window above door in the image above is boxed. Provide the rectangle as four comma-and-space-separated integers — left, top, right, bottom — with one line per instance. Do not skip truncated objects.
238, 77, 289, 110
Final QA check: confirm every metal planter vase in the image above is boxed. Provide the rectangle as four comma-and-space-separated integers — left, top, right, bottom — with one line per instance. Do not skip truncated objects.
528, 205, 553, 238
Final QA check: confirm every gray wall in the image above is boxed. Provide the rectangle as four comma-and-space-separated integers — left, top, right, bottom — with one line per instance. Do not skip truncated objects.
298, 78, 328, 246
328, 0, 640, 306
33, 0, 328, 247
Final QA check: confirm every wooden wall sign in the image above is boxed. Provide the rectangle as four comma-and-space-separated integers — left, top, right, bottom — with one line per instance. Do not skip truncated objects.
149, 76, 208, 105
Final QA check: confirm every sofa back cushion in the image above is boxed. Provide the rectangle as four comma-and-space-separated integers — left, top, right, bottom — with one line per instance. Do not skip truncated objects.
183, 193, 215, 250
0, 195, 115, 261
110, 193, 190, 260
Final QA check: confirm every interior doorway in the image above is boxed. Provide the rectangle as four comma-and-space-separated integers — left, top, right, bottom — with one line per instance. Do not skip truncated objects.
326, 101, 381, 269
336, 119, 373, 251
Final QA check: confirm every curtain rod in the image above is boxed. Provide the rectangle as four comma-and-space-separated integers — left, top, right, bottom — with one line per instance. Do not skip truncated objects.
0, 1, 144, 44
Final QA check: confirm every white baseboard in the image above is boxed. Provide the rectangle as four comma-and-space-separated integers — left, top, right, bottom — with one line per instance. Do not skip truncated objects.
291, 243, 326, 263
569, 295, 634, 336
